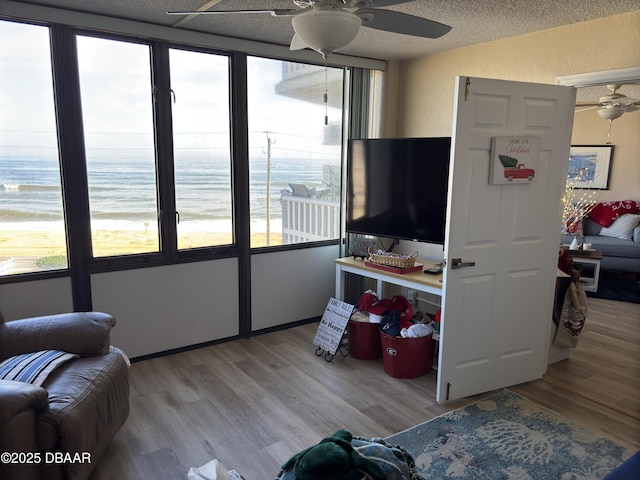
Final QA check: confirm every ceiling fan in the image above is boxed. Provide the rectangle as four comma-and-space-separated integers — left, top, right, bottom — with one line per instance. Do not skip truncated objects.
167, 0, 452, 58
576, 83, 640, 121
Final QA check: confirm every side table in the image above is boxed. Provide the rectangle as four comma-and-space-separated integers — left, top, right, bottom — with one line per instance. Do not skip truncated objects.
565, 248, 603, 292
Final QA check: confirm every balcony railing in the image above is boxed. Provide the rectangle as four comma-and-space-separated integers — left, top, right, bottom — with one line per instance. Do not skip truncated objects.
281, 195, 340, 244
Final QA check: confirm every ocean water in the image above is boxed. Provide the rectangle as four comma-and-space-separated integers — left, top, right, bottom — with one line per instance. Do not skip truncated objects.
0, 155, 333, 232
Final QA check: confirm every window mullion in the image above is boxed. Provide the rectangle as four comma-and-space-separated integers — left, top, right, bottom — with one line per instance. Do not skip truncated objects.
151, 42, 177, 257
50, 24, 93, 310
230, 52, 251, 338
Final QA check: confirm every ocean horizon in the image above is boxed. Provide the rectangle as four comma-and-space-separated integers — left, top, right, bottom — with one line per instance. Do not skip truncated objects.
1, 155, 335, 232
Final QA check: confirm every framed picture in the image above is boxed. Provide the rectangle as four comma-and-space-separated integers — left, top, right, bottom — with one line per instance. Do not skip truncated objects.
568, 145, 613, 190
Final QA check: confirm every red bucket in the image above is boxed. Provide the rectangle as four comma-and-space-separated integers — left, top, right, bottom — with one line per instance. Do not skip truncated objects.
380, 331, 435, 378
347, 321, 382, 360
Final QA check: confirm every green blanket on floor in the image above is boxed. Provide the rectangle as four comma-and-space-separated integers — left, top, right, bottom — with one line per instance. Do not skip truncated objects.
275, 429, 423, 480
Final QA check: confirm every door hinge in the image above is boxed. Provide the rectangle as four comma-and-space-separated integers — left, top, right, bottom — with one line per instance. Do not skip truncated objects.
465, 77, 471, 101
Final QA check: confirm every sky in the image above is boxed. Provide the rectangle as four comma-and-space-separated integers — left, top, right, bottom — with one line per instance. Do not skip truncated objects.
0, 18, 343, 163
0, 21, 57, 155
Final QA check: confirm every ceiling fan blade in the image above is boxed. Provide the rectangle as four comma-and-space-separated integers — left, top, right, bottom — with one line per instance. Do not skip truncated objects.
289, 33, 308, 51
575, 106, 597, 113
167, 9, 298, 16
616, 96, 640, 106
355, 8, 451, 38
368, 0, 415, 6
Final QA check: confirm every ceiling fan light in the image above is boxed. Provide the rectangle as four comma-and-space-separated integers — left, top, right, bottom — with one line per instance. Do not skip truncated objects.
292, 10, 361, 57
597, 105, 626, 121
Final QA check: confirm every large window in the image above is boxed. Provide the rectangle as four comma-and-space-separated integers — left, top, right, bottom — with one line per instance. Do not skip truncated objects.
247, 58, 343, 247
169, 48, 233, 250
76, 39, 235, 257
0, 15, 360, 280
0, 21, 67, 275
76, 35, 159, 257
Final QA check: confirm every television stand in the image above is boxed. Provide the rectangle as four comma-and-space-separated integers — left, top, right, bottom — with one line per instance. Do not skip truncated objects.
334, 256, 443, 301
335, 256, 443, 371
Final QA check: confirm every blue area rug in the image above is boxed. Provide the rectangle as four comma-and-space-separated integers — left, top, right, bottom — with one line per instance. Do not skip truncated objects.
386, 390, 635, 479
586, 273, 640, 304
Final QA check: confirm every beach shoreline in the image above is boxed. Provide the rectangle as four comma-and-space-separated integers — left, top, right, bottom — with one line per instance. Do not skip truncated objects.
0, 228, 284, 260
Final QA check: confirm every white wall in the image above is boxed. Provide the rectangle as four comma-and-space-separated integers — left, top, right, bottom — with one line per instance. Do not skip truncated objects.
1, 246, 339, 358
251, 245, 339, 330
91, 259, 240, 358
0, 277, 73, 320
390, 11, 640, 203
571, 106, 639, 202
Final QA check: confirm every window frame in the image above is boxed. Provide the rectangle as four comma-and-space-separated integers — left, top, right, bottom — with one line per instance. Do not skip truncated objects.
245, 55, 346, 251
0, 16, 363, 289
0, 19, 69, 277
72, 32, 241, 271
167, 44, 236, 253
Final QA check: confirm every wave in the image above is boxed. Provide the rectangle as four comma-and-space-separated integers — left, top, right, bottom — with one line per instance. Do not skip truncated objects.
1, 184, 60, 192
90, 209, 233, 222
2, 155, 335, 226
0, 209, 63, 221
89, 211, 163, 222
0, 220, 66, 232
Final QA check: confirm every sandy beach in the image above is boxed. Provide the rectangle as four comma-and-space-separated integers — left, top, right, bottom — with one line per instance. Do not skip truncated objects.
0, 229, 283, 260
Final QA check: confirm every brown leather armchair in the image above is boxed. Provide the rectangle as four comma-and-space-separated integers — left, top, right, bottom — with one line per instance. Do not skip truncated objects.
0, 311, 129, 480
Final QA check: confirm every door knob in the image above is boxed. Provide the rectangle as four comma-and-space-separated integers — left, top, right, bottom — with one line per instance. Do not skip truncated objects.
451, 258, 476, 269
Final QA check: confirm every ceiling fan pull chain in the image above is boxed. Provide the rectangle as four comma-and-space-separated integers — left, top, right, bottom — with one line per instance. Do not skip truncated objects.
324, 65, 329, 125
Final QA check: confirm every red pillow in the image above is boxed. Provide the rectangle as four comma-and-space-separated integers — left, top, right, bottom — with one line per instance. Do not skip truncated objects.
589, 200, 640, 227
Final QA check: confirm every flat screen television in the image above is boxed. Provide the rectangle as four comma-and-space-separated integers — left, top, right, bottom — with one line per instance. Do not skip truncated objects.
346, 137, 451, 246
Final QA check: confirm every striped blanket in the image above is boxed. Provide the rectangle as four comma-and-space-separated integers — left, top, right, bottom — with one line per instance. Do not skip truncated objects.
0, 350, 78, 387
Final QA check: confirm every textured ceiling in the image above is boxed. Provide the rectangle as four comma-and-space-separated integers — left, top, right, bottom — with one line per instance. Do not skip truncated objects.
11, 0, 640, 61
577, 84, 640, 105
8, 0, 640, 103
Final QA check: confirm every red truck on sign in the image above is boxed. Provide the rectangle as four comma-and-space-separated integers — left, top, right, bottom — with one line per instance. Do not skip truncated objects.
504, 164, 535, 181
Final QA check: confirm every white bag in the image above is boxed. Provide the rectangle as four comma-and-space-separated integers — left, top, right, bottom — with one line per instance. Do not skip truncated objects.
188, 459, 232, 480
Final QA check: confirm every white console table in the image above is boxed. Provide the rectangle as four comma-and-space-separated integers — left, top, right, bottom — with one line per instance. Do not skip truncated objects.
334, 256, 443, 302
335, 256, 444, 349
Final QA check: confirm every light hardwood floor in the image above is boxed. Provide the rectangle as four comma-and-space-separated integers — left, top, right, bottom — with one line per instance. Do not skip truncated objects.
543, 295, 640, 420
91, 297, 640, 480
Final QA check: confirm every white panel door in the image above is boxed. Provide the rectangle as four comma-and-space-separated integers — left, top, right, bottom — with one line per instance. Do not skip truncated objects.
437, 76, 576, 402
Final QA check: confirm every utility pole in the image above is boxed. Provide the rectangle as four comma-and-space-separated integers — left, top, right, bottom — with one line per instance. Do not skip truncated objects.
263, 131, 275, 245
